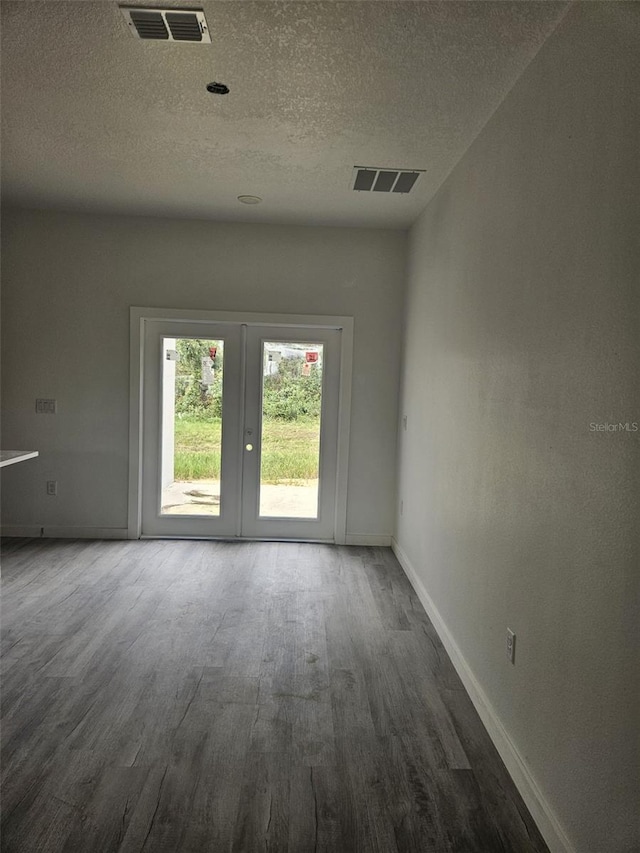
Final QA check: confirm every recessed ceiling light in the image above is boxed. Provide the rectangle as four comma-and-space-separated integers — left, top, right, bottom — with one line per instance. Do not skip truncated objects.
206, 82, 229, 95
237, 195, 262, 205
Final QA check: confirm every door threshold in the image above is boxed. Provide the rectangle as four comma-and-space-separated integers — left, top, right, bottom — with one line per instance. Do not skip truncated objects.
139, 534, 336, 544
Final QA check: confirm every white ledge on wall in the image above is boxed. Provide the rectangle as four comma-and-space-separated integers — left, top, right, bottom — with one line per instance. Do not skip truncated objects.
0, 450, 39, 468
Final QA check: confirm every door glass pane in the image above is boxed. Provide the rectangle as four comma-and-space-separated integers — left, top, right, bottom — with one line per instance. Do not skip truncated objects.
259, 341, 323, 518
161, 337, 223, 516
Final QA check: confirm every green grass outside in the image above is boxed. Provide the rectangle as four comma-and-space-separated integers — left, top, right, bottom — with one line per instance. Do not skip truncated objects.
173, 416, 320, 483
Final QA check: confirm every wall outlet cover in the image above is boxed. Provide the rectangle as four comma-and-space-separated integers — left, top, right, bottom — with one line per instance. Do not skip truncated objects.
506, 628, 516, 664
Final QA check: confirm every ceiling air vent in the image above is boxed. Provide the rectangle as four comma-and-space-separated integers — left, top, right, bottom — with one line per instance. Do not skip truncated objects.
120, 7, 211, 43
352, 167, 425, 194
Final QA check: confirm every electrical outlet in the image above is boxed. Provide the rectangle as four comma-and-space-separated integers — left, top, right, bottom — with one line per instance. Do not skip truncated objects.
46, 480, 57, 496
506, 628, 516, 664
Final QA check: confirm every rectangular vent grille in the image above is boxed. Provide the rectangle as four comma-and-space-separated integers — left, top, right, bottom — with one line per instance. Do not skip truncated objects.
120, 7, 211, 43
352, 167, 424, 194
165, 12, 202, 41
129, 11, 169, 39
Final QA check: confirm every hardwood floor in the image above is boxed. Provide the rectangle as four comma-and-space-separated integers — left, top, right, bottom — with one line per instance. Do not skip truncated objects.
1, 539, 549, 852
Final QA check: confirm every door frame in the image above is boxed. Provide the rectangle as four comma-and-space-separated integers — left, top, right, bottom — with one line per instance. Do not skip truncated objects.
240, 324, 341, 541
128, 307, 354, 543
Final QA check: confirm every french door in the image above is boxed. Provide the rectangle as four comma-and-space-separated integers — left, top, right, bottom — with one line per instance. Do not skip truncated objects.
140, 319, 342, 540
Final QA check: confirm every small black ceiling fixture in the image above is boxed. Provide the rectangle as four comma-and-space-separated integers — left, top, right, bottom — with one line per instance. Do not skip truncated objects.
207, 82, 229, 95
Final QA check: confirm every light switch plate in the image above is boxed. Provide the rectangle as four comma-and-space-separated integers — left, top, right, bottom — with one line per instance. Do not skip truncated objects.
36, 399, 57, 414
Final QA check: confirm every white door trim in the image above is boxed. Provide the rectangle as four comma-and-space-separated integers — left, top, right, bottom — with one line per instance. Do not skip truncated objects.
128, 307, 353, 543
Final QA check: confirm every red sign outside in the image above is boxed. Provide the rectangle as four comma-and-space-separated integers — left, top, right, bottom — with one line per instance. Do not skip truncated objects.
305, 351, 319, 363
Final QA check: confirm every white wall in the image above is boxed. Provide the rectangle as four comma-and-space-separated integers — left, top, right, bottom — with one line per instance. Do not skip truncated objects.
395, 4, 639, 853
0, 211, 406, 541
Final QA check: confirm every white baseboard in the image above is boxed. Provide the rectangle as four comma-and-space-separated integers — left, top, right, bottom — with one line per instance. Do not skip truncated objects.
1, 528, 390, 546
0, 525, 42, 538
345, 533, 392, 547
1, 526, 129, 540
391, 537, 575, 853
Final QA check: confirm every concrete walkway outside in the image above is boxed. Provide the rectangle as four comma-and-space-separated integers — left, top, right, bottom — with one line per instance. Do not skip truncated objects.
161, 479, 319, 518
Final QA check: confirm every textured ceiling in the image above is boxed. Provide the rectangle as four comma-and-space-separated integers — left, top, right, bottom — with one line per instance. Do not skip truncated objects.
1, 1, 568, 228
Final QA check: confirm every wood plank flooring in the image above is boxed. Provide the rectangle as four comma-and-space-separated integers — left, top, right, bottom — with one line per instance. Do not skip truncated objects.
1, 539, 549, 852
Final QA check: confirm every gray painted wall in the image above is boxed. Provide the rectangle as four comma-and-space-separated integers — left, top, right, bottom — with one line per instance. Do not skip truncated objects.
0, 211, 406, 540
396, 4, 639, 852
